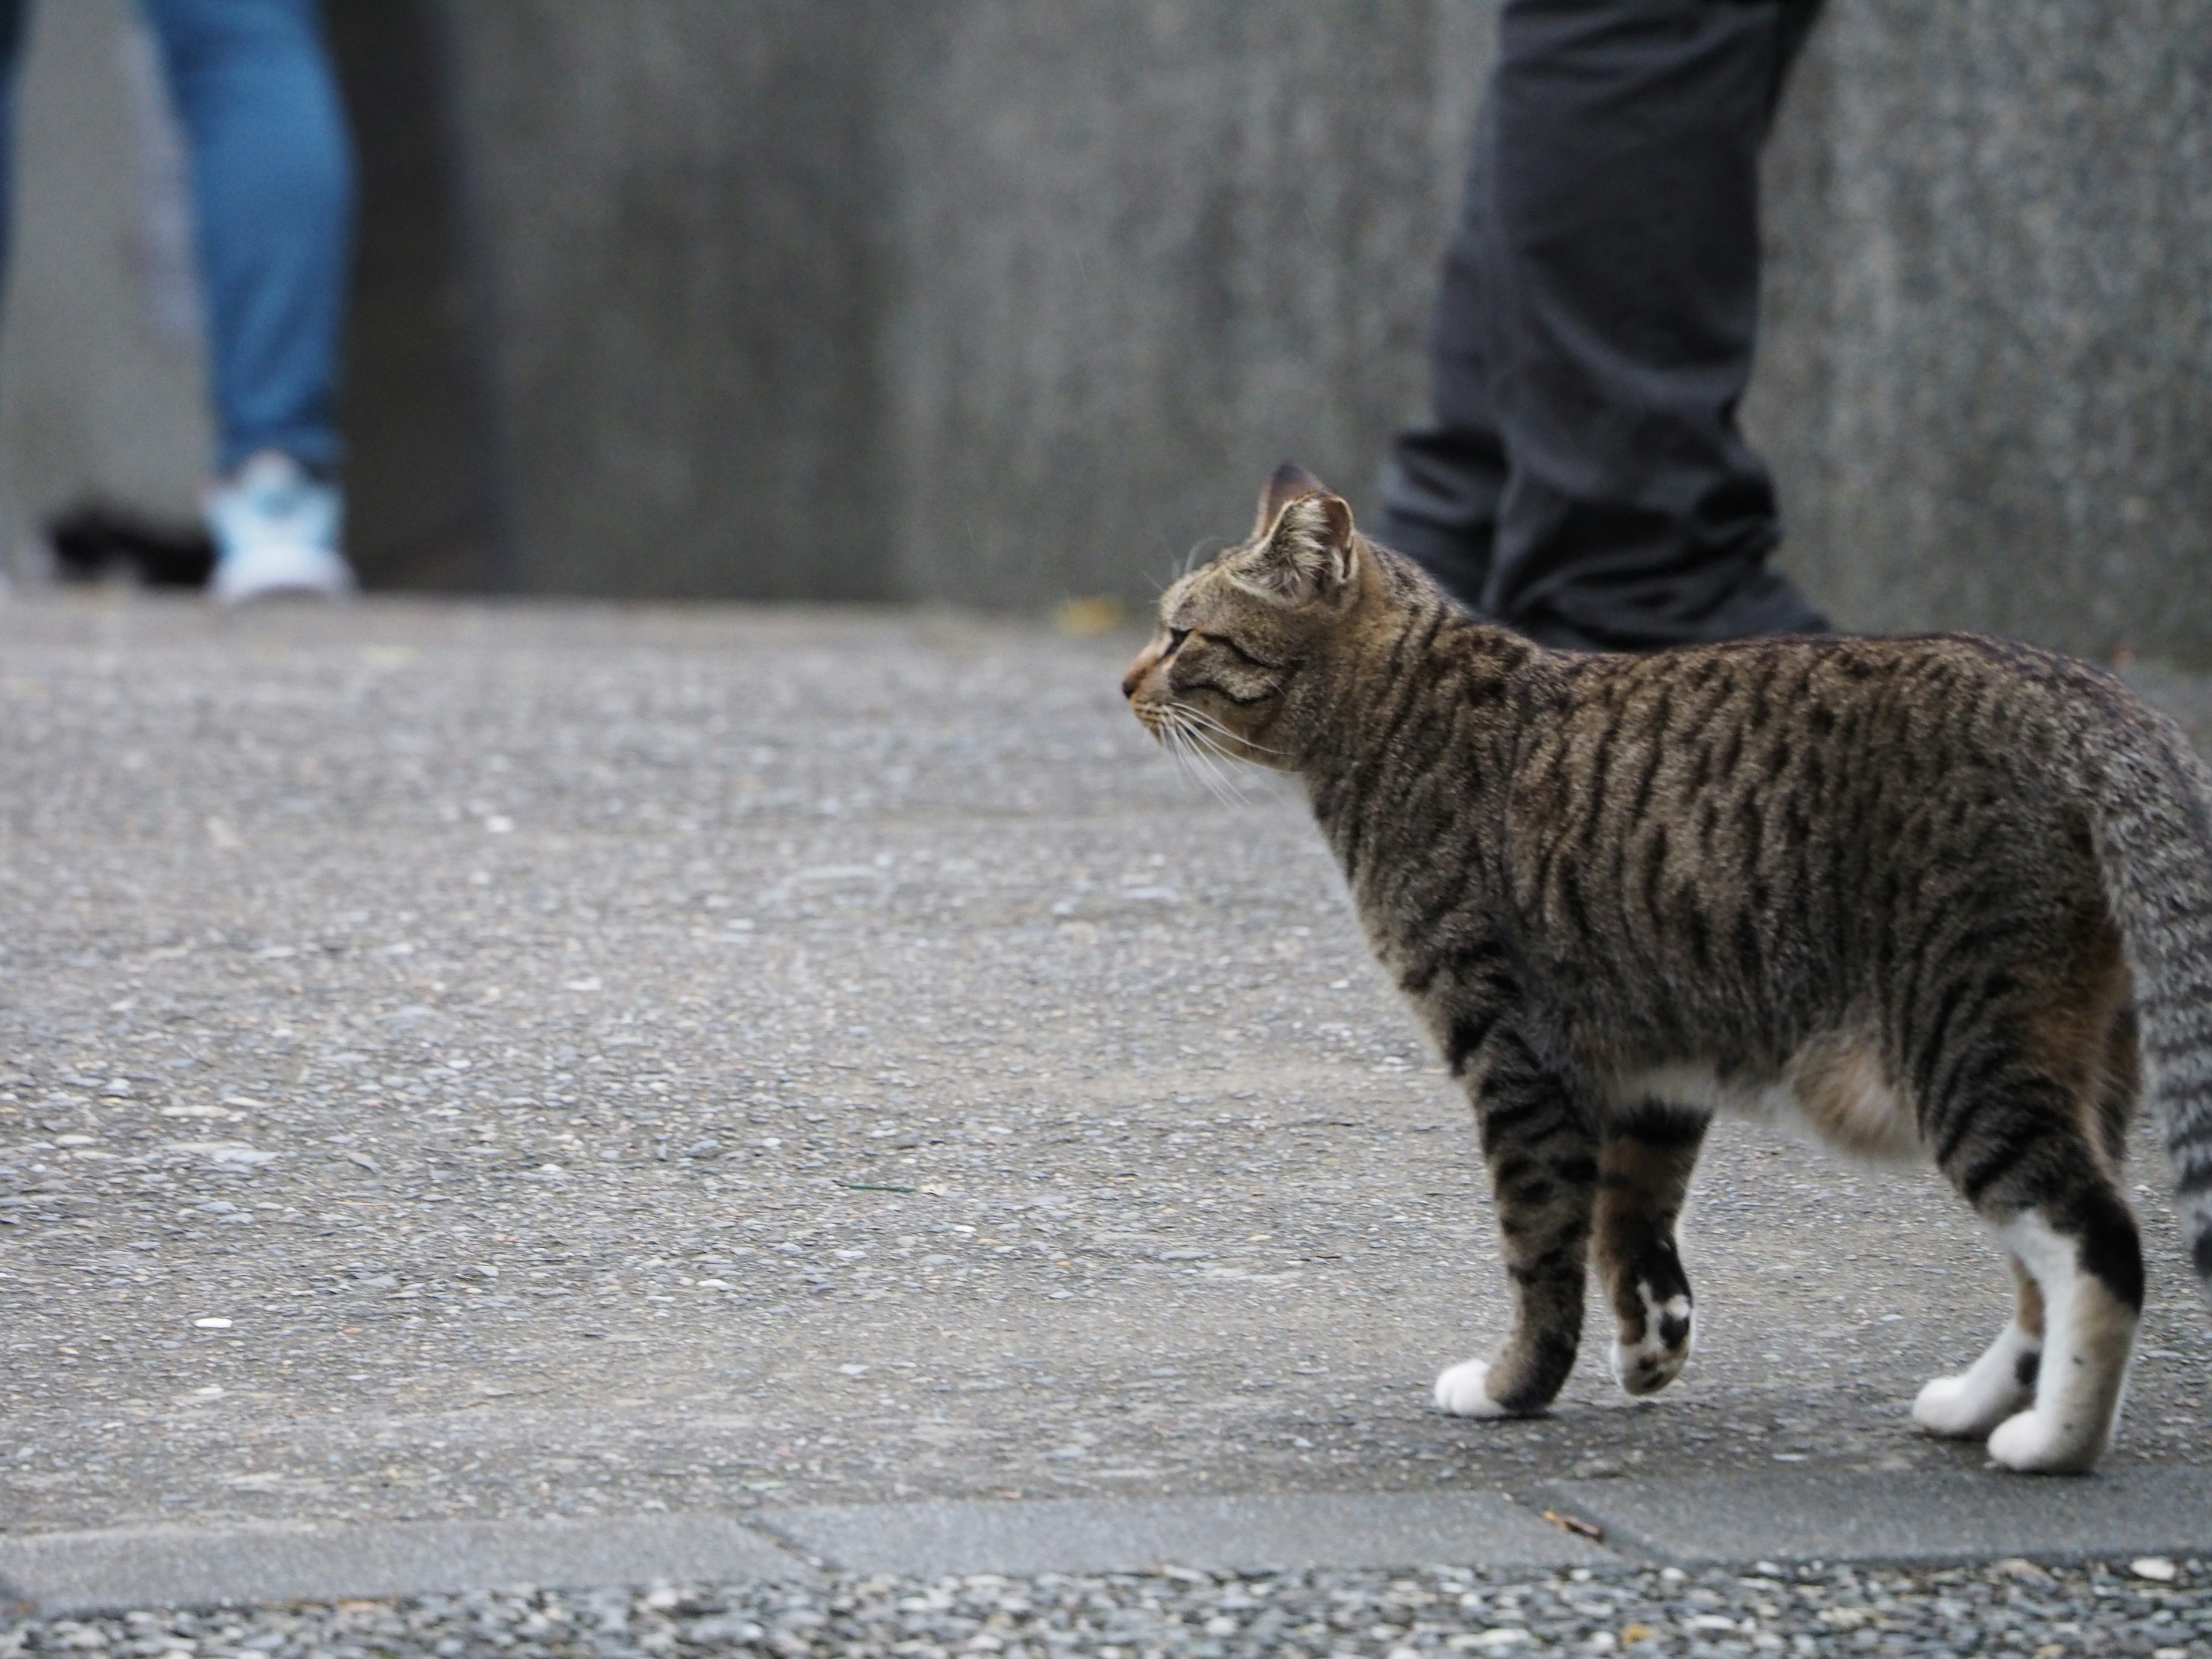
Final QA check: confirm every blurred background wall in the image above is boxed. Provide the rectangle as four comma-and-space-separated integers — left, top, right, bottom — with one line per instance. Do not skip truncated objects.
0, 0, 495, 591
1752, 0, 2212, 665
3, 2, 2210, 661
0, 0, 213, 556
431, 0, 1487, 608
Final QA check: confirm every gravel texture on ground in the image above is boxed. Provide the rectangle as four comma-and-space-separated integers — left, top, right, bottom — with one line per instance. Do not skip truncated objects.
0, 594, 2208, 1548
5, 1558, 2209, 1657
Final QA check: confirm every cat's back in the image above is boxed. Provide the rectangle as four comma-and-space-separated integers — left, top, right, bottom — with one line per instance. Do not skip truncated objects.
1488, 629, 2156, 1031
1505, 628, 2134, 848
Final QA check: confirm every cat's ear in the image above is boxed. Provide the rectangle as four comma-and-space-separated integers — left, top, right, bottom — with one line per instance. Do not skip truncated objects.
1254, 460, 1328, 537
1245, 490, 1357, 602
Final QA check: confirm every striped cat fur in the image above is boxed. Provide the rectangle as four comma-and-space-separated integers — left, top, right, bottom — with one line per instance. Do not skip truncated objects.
1122, 464, 2212, 1474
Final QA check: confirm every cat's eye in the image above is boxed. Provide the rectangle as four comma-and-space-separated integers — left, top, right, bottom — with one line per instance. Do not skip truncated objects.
1164, 627, 1192, 654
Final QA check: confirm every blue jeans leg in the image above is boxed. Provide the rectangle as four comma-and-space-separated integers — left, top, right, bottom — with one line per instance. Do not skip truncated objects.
141, 0, 353, 476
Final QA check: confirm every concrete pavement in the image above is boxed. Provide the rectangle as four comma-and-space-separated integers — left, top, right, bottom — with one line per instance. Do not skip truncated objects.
0, 593, 2207, 1609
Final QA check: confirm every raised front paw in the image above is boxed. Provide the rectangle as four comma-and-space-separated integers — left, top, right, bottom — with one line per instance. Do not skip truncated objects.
1434, 1358, 1513, 1418
1609, 1290, 1694, 1398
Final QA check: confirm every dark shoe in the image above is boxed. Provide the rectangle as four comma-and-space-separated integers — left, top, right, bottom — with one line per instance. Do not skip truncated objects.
44, 502, 216, 588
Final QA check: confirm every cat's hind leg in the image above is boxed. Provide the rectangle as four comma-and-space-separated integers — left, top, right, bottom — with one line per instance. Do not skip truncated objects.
1912, 1255, 2043, 1438
1594, 1101, 1708, 1398
1982, 1200, 2139, 1473
1925, 1031, 2141, 1472
1435, 1035, 1597, 1418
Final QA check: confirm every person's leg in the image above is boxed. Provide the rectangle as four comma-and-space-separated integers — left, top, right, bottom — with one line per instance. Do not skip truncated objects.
1377, 93, 1509, 616
141, 0, 352, 477
1389, 0, 1828, 650
142, 0, 354, 600
1486, 0, 1826, 647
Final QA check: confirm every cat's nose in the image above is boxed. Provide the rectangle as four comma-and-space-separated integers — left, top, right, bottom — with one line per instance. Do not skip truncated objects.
1121, 665, 1143, 700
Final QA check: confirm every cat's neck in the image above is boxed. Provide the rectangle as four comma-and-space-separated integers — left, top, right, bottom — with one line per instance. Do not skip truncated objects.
1298, 585, 1538, 880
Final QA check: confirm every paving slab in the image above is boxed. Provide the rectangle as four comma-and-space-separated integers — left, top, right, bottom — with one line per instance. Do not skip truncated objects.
756, 1491, 1611, 1576
1544, 1467, 2212, 1568
0, 1513, 814, 1618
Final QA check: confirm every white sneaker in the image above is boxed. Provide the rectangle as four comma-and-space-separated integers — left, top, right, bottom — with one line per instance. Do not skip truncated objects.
206, 452, 355, 604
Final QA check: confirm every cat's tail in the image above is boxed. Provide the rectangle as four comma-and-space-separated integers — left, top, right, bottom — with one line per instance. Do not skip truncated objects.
2083, 692, 2212, 1302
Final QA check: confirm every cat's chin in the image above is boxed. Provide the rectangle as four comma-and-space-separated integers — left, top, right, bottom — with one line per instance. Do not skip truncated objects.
1433, 1358, 1512, 1418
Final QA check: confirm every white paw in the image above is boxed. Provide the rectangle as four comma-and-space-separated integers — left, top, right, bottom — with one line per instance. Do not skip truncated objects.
1912, 1373, 2020, 1439
1987, 1408, 2101, 1475
1433, 1358, 1509, 1418
1608, 1286, 1694, 1398
1610, 1335, 1688, 1398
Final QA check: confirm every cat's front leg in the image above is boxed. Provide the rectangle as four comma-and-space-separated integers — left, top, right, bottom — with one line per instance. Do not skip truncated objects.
1435, 1033, 1597, 1418
1595, 1101, 1708, 1397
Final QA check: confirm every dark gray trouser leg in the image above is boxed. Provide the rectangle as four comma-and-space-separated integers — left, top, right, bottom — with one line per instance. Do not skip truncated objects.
1381, 0, 1829, 651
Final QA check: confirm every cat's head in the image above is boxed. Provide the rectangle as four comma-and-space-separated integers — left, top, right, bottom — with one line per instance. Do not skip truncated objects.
1121, 461, 1377, 774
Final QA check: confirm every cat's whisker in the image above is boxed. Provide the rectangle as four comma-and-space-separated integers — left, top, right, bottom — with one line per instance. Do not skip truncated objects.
1154, 538, 1226, 595
1154, 713, 1198, 777
1156, 710, 1224, 802
1191, 752, 1248, 806
1176, 713, 1256, 781
1176, 721, 1237, 781
1164, 709, 1251, 805
1171, 701, 1282, 756
1161, 717, 1215, 797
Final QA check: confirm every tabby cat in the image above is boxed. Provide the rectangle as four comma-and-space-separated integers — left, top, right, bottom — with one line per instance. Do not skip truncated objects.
1122, 463, 2212, 1474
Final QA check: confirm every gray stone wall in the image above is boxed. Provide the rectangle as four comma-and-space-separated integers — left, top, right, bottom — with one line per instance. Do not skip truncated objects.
873, 2, 1491, 610
437, 2, 893, 601
434, 0, 1493, 607
0, 0, 211, 549
1752, 1, 2212, 662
